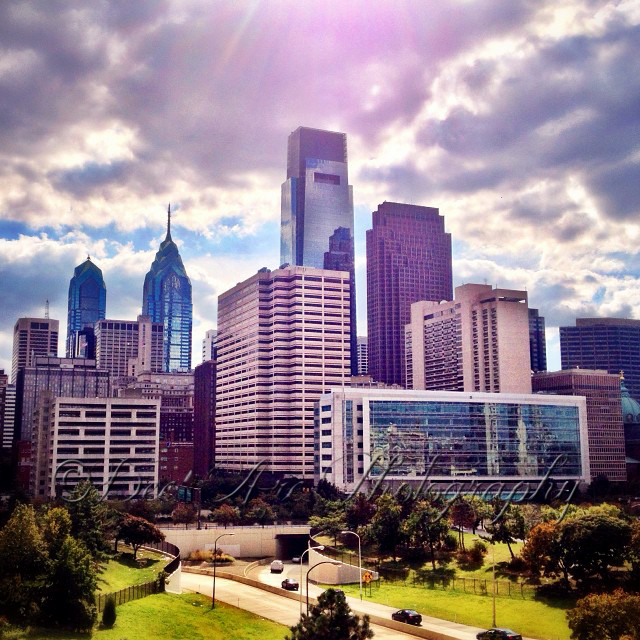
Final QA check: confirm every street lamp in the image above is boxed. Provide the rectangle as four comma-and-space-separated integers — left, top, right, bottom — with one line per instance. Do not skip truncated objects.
305, 560, 342, 614
300, 545, 324, 615
340, 530, 362, 600
212, 532, 235, 609
474, 536, 496, 627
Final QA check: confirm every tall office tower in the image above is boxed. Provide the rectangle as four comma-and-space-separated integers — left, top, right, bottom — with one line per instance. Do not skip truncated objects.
31, 395, 160, 499
560, 318, 640, 400
356, 336, 368, 376
367, 202, 453, 387
194, 360, 216, 477
11, 317, 59, 383
0, 370, 7, 447
533, 369, 627, 483
95, 316, 163, 379
406, 284, 532, 394
15, 357, 111, 442
202, 329, 217, 363
216, 265, 351, 478
621, 377, 640, 478
528, 308, 547, 372
280, 127, 357, 374
142, 206, 193, 372
66, 257, 106, 358
2, 384, 16, 449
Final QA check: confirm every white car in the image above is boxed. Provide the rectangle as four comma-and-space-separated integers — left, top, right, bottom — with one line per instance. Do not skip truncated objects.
270, 560, 284, 573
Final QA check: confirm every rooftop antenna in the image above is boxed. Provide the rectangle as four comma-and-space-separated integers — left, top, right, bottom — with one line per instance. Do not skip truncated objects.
45, 299, 49, 319
166, 203, 171, 240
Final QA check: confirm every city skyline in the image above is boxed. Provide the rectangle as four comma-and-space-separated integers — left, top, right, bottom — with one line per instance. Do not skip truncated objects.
1, 1, 639, 379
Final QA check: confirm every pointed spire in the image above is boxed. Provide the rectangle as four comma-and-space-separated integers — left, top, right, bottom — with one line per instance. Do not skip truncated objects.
166, 203, 172, 241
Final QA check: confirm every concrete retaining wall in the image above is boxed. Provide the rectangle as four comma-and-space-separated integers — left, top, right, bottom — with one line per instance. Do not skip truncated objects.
161, 524, 310, 559
308, 548, 379, 585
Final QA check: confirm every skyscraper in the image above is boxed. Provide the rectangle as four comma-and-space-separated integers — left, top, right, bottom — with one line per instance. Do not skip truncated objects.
528, 308, 547, 373
280, 127, 357, 373
194, 359, 216, 478
11, 317, 59, 383
216, 265, 351, 478
202, 329, 217, 363
560, 318, 640, 400
66, 257, 106, 358
142, 206, 193, 372
356, 336, 368, 376
406, 284, 532, 394
367, 202, 453, 387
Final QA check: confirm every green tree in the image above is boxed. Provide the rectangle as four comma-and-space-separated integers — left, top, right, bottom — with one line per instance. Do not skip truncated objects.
246, 498, 275, 527
404, 501, 449, 570
211, 504, 240, 528
364, 493, 404, 561
102, 595, 116, 628
117, 514, 165, 560
40, 507, 72, 557
0, 504, 49, 620
629, 520, 640, 576
172, 502, 197, 529
450, 498, 475, 551
286, 588, 373, 640
486, 502, 525, 559
66, 480, 113, 558
567, 589, 640, 640
41, 535, 97, 630
309, 511, 347, 545
345, 493, 375, 531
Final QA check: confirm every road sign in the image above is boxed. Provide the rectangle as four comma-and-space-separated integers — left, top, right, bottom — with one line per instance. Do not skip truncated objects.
363, 571, 373, 584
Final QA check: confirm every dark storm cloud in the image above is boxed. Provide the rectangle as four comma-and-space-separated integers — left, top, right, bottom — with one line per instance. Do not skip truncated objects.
51, 161, 131, 198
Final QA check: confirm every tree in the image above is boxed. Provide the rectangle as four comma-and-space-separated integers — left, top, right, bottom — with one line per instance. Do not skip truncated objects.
40, 535, 97, 630
246, 498, 275, 527
117, 514, 165, 560
172, 503, 197, 529
521, 522, 557, 577
210, 504, 240, 528
315, 479, 341, 501
567, 590, 640, 640
450, 498, 475, 551
345, 493, 375, 531
404, 501, 449, 570
40, 507, 72, 557
364, 493, 404, 561
66, 480, 114, 558
630, 520, 640, 576
0, 504, 49, 620
486, 502, 525, 559
102, 595, 116, 628
286, 588, 373, 640
309, 511, 347, 545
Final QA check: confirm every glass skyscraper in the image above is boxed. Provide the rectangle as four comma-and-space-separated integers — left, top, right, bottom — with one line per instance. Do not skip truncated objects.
280, 126, 358, 373
66, 257, 106, 358
142, 207, 192, 372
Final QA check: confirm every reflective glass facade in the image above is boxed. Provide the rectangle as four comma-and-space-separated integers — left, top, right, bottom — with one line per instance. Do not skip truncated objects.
66, 258, 106, 358
142, 210, 192, 372
368, 400, 583, 478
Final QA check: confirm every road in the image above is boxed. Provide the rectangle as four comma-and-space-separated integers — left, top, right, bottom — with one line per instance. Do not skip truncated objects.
249, 562, 485, 640
182, 570, 427, 639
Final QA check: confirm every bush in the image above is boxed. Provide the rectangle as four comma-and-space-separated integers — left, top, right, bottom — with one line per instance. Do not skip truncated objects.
443, 533, 458, 552
187, 549, 235, 564
156, 570, 168, 593
469, 540, 487, 564
101, 595, 116, 628
507, 555, 527, 572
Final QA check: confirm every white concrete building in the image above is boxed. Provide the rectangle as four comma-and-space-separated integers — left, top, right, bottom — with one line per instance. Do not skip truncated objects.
216, 265, 351, 479
202, 329, 217, 363
315, 387, 590, 493
406, 284, 532, 394
31, 396, 160, 499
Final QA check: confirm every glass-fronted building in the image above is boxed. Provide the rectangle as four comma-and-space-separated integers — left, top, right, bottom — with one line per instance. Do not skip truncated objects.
315, 388, 589, 493
142, 207, 192, 372
66, 257, 106, 358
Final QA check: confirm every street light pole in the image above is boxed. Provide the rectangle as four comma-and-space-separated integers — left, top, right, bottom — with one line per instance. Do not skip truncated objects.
299, 545, 324, 616
340, 530, 362, 600
212, 532, 235, 609
306, 561, 342, 615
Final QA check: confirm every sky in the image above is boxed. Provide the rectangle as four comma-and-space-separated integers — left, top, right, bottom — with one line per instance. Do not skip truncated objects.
1, 0, 639, 375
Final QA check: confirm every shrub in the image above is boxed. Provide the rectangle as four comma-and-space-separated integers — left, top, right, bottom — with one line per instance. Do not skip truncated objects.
443, 533, 458, 552
469, 540, 487, 564
102, 595, 116, 628
507, 555, 527, 572
156, 570, 168, 593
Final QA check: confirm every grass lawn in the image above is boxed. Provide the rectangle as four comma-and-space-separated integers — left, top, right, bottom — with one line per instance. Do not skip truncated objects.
2, 593, 287, 640
337, 581, 573, 640
96, 546, 169, 593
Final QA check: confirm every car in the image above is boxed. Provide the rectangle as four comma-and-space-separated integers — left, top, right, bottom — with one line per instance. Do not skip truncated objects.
281, 578, 299, 591
270, 560, 284, 573
476, 629, 523, 640
292, 556, 301, 564
391, 609, 422, 626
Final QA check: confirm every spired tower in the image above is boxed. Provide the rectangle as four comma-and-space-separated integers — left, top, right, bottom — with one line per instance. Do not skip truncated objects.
66, 256, 106, 358
142, 205, 193, 372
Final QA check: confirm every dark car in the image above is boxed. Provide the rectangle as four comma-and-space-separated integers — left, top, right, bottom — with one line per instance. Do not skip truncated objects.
391, 609, 422, 625
476, 629, 523, 640
281, 578, 299, 591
